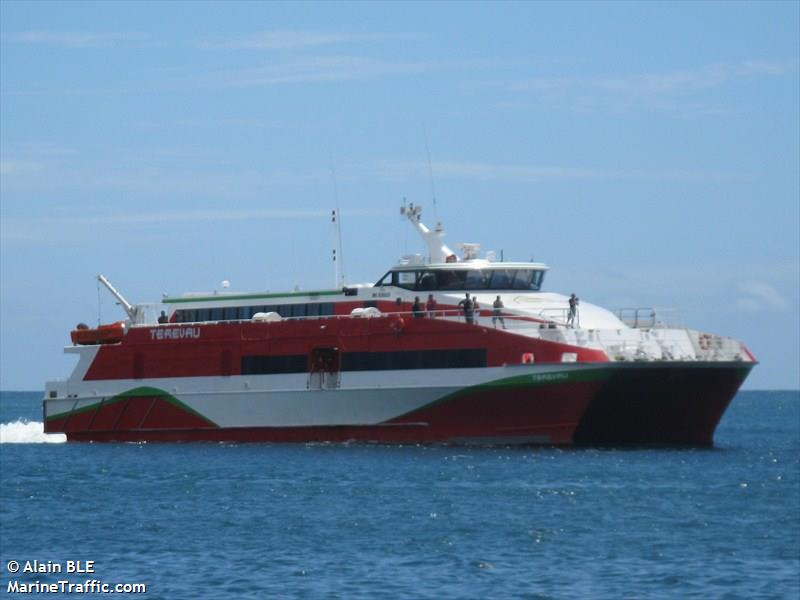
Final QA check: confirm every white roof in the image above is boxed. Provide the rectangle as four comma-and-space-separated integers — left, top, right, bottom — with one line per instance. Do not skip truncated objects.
389, 260, 549, 271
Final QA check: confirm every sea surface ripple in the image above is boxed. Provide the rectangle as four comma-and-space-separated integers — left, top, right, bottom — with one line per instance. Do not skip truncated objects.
1, 390, 798, 599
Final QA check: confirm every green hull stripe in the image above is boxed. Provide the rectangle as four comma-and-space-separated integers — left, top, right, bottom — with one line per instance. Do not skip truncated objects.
394, 362, 755, 422
46, 386, 217, 426
164, 289, 343, 304
393, 367, 612, 421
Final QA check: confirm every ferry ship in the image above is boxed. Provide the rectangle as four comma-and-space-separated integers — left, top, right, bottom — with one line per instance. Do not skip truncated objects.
44, 204, 755, 445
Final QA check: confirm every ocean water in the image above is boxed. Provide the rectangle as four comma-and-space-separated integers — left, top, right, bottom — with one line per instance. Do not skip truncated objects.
1, 391, 798, 599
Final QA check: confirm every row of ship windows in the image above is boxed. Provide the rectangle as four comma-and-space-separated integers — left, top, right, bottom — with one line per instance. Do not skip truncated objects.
375, 268, 545, 292
174, 303, 337, 323
241, 349, 487, 374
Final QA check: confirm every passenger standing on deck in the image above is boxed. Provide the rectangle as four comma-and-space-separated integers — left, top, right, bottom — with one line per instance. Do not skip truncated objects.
492, 296, 506, 329
458, 293, 475, 324
158, 310, 169, 324
412, 296, 424, 318
426, 294, 438, 318
567, 293, 579, 327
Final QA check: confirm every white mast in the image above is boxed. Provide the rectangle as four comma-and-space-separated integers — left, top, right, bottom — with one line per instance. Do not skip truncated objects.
400, 203, 458, 264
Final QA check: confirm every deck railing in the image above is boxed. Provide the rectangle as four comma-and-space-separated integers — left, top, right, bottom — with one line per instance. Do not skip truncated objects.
613, 307, 683, 329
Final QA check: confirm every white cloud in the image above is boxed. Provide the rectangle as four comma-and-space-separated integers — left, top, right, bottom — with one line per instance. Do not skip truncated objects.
482, 60, 794, 114
5, 31, 147, 48
200, 30, 419, 50
0, 208, 388, 244
370, 159, 750, 184
507, 61, 788, 95
133, 118, 282, 131
736, 280, 790, 312
199, 55, 517, 87
5, 142, 76, 156
0, 160, 43, 175
62, 207, 381, 225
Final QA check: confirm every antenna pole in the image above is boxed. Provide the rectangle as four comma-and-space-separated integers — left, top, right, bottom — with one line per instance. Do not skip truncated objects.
329, 153, 345, 287
97, 277, 102, 326
423, 125, 439, 223
331, 212, 338, 288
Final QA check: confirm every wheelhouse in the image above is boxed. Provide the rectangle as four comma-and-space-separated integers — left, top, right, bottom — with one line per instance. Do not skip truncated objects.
375, 264, 548, 292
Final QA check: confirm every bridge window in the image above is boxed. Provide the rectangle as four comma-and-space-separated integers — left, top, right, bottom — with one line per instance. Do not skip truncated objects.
418, 272, 437, 291
465, 270, 490, 289
397, 271, 416, 289
437, 270, 467, 290
374, 268, 545, 292
511, 270, 532, 290
489, 269, 511, 289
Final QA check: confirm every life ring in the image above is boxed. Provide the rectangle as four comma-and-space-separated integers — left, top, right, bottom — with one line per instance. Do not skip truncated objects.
521, 352, 535, 364
390, 316, 405, 335
698, 334, 712, 350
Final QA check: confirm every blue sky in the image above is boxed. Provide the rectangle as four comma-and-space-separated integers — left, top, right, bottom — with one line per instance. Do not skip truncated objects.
1, 1, 798, 389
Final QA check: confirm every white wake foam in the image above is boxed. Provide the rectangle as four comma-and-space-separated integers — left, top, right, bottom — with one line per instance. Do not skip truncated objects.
0, 420, 66, 444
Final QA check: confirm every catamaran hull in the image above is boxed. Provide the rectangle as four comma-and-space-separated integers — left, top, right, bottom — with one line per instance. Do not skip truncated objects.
574, 362, 753, 446
44, 362, 752, 445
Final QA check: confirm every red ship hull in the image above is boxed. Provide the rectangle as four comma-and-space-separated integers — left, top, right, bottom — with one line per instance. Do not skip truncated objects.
46, 360, 752, 446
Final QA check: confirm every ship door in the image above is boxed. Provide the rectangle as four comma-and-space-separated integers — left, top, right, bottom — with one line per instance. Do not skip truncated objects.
308, 347, 341, 390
